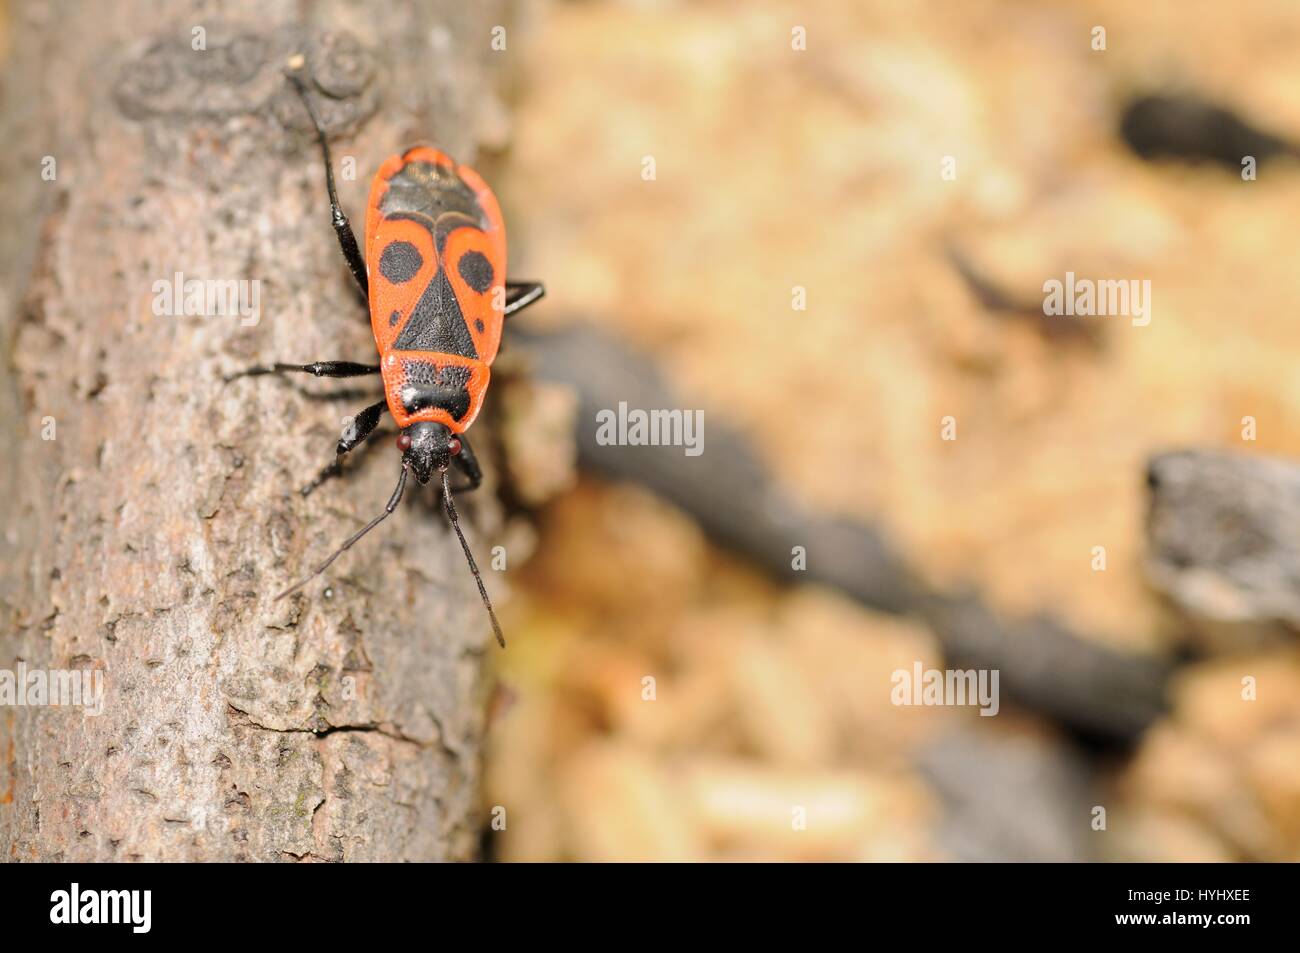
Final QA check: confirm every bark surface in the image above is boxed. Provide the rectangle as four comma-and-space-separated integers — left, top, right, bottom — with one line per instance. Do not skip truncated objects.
0, 1, 508, 862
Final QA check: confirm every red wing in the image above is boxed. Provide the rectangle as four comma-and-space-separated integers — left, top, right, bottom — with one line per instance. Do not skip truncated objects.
366, 216, 440, 353
442, 224, 505, 364
365, 148, 508, 364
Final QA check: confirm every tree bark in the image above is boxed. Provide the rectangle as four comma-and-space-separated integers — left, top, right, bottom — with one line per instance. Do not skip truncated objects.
1, 0, 507, 862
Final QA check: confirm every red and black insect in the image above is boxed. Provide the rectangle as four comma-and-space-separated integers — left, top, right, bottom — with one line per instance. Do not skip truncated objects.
227, 66, 544, 646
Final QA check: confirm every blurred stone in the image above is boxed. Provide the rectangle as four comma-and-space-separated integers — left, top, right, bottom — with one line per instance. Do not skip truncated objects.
499, 377, 579, 507
1116, 810, 1235, 863
915, 723, 1093, 862
558, 741, 700, 862
681, 758, 936, 861
1117, 654, 1300, 860
1145, 449, 1300, 650
485, 0, 1300, 863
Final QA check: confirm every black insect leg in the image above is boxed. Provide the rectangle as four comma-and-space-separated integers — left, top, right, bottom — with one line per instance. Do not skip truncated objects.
223, 361, 380, 383
449, 431, 483, 493
301, 398, 388, 497
337, 399, 388, 456
503, 281, 545, 318
287, 69, 369, 298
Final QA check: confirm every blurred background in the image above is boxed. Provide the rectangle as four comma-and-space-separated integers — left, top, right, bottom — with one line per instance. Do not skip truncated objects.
476, 0, 1300, 862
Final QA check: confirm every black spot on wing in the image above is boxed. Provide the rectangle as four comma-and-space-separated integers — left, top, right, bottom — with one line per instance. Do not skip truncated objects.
458, 250, 494, 293
379, 241, 422, 283
392, 268, 478, 359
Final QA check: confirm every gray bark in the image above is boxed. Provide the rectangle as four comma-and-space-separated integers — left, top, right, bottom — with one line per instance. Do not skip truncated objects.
0, 1, 507, 862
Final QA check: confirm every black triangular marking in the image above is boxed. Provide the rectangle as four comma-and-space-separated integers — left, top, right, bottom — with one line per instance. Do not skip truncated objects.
392, 268, 478, 359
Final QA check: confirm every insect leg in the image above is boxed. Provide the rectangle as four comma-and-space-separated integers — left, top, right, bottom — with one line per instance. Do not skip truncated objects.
449, 431, 483, 493
503, 281, 546, 318
224, 361, 380, 383
276, 463, 410, 602
301, 398, 388, 497
286, 68, 369, 298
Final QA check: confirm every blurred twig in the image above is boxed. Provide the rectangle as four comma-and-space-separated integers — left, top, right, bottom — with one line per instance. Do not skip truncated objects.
1119, 92, 1298, 169
520, 325, 1172, 745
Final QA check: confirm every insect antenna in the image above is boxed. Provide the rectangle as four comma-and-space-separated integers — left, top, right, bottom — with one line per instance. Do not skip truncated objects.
275, 463, 410, 602
442, 470, 505, 648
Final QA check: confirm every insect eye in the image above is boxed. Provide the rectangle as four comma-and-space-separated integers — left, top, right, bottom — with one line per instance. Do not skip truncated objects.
396, 433, 412, 452
447, 437, 462, 456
